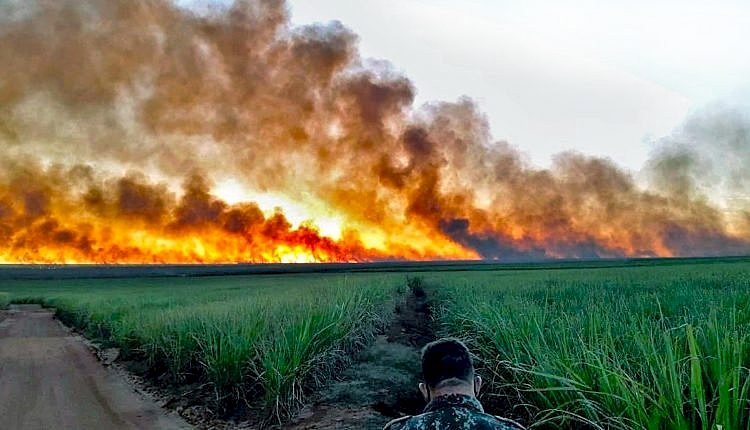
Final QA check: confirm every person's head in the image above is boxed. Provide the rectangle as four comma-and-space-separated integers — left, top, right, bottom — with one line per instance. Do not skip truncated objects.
418, 338, 482, 402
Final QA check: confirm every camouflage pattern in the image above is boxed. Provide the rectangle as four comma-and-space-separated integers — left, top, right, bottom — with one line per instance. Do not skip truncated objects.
383, 394, 525, 430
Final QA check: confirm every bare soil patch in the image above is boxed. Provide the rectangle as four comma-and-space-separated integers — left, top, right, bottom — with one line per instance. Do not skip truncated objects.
0, 304, 190, 430
282, 281, 435, 429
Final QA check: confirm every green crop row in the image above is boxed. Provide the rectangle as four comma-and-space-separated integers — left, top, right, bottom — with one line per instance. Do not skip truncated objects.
430, 263, 750, 429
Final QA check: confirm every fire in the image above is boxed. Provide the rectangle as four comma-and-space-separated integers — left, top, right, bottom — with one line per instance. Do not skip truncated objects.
0, 0, 748, 264
0, 169, 476, 263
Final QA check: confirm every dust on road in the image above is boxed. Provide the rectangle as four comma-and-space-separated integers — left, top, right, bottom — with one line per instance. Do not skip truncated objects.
0, 304, 191, 430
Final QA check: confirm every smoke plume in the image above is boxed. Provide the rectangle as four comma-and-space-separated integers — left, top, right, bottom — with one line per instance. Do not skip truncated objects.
0, 0, 748, 263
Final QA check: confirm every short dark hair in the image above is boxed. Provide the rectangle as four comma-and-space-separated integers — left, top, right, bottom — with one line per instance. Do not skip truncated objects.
421, 338, 474, 388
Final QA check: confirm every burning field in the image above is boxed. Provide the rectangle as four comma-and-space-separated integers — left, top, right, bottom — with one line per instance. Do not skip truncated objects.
3, 3, 750, 429
1, 0, 750, 264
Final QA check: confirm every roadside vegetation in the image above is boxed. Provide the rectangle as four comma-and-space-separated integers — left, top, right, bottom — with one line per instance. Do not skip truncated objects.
430, 261, 750, 429
3, 273, 404, 422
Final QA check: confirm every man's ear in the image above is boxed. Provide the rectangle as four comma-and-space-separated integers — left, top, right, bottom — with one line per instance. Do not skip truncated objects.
419, 382, 430, 402
474, 375, 482, 396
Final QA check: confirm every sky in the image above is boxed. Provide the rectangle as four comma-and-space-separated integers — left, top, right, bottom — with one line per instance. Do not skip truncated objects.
287, 0, 750, 171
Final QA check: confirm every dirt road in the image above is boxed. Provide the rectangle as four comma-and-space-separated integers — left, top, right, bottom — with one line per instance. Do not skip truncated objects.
0, 304, 191, 430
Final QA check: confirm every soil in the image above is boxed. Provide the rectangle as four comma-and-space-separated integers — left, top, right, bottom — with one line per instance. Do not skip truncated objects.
281, 284, 436, 430
0, 304, 190, 430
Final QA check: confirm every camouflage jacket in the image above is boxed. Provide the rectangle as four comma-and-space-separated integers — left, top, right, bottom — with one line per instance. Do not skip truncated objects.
383, 394, 525, 430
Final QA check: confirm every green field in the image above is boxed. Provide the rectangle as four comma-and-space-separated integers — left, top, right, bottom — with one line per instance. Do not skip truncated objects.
2, 258, 750, 429
427, 262, 750, 429
0, 291, 8, 309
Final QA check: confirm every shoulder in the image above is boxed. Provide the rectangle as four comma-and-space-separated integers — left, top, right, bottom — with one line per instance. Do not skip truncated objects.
468, 411, 527, 429
383, 415, 412, 430
490, 415, 526, 429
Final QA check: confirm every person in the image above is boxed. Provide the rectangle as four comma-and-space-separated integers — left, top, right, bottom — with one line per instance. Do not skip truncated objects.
384, 338, 525, 430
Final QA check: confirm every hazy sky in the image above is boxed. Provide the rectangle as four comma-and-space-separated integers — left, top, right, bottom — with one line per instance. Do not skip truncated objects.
177, 0, 750, 170
287, 0, 750, 170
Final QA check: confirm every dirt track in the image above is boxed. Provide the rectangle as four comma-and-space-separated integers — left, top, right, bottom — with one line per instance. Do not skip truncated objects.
0, 304, 191, 430
284, 284, 435, 429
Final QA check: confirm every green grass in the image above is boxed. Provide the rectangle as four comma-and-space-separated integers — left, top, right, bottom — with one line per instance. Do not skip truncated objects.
0, 291, 8, 309
429, 261, 750, 429
2, 273, 405, 421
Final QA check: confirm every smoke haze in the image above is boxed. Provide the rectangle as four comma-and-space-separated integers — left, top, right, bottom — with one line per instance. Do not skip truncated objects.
0, 0, 748, 263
